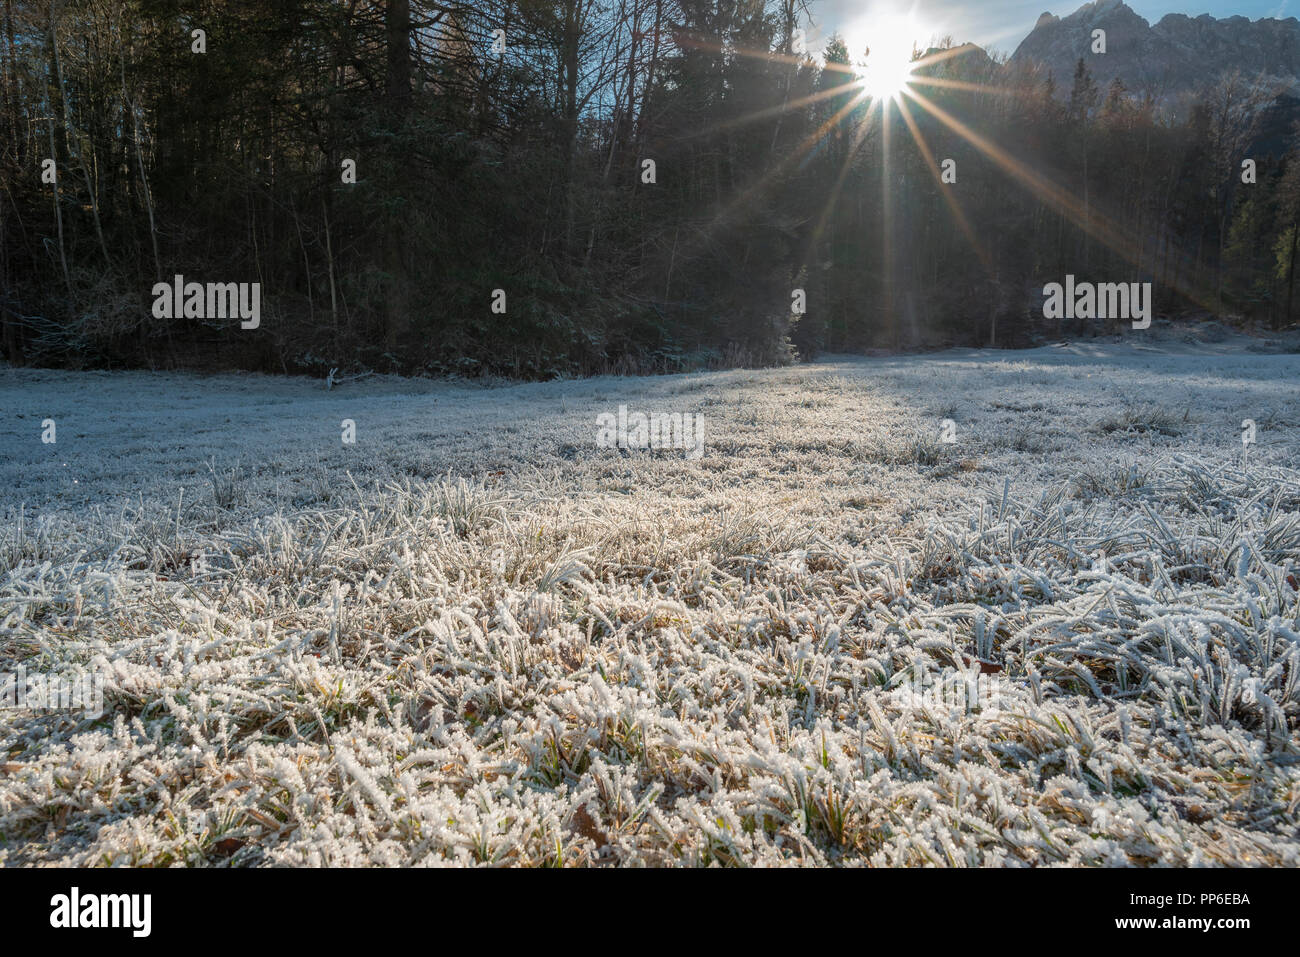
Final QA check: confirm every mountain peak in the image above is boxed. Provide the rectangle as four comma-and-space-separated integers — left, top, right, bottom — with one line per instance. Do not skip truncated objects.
1052, 0, 1134, 18
1011, 3, 1300, 103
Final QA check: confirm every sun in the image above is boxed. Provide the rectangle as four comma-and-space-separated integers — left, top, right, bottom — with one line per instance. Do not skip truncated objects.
845, 11, 926, 102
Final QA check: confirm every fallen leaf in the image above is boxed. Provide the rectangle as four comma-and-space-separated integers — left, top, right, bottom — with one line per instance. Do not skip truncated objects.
961, 655, 1003, 674
571, 804, 606, 845
213, 838, 245, 857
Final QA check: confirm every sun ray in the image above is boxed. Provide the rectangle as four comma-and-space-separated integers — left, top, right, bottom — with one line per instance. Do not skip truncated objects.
907, 42, 986, 70
704, 87, 870, 231
674, 32, 858, 79
907, 74, 1021, 98
679, 80, 866, 141
894, 95, 994, 276
800, 97, 885, 270
901, 85, 1217, 312
661, 86, 872, 288
882, 94, 897, 343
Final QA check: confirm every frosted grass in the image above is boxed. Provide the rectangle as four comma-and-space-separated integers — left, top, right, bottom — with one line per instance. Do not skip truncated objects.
1, 339, 1298, 865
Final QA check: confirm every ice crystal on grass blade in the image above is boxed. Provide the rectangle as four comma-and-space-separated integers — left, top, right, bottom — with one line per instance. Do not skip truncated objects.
429, 475, 510, 538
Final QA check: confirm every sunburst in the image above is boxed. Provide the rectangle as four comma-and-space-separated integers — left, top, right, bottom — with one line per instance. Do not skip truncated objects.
656, 3, 1213, 322
845, 11, 924, 102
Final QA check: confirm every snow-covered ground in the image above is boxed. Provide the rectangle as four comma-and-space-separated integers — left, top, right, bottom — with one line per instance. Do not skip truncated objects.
2, 331, 1298, 865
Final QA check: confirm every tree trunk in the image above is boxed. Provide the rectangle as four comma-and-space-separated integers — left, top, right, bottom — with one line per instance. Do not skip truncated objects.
384, 0, 412, 353
386, 0, 412, 110
1285, 220, 1298, 330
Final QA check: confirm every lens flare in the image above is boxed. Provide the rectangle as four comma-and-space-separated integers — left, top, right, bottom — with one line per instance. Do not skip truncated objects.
849, 13, 923, 102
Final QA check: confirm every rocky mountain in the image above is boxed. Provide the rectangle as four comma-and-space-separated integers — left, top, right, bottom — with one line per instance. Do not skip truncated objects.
1010, 0, 1300, 99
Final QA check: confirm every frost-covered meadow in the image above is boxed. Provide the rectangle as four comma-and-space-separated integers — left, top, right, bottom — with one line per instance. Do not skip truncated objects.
2, 327, 1299, 866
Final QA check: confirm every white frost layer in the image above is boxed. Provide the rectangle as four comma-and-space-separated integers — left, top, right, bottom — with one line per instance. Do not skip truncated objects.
0, 341, 1297, 865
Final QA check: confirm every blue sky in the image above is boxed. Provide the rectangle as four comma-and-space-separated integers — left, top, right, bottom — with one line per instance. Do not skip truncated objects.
816, 0, 1297, 58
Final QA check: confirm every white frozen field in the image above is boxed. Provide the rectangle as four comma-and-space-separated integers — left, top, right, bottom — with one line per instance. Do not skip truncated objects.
1, 325, 1298, 866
